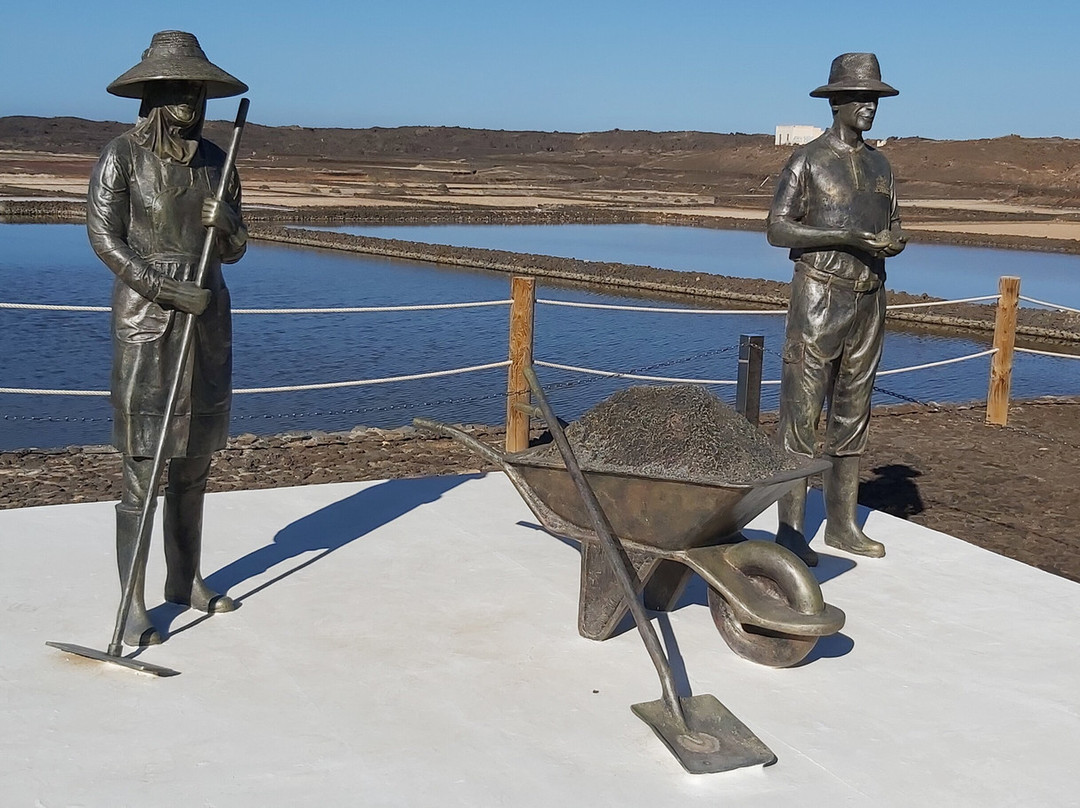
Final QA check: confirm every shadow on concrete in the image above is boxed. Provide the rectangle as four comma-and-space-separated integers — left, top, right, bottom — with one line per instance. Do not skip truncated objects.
810, 552, 858, 585
796, 631, 855, 666
655, 613, 692, 698
153, 474, 472, 638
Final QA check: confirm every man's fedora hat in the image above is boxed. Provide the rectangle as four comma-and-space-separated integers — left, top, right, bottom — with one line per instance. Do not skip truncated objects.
810, 53, 898, 98
107, 30, 247, 99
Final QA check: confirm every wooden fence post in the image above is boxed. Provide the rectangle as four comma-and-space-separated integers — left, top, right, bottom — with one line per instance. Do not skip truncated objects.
986, 275, 1020, 426
506, 276, 536, 452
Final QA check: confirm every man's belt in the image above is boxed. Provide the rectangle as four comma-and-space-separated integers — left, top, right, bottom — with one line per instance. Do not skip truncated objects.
795, 262, 882, 293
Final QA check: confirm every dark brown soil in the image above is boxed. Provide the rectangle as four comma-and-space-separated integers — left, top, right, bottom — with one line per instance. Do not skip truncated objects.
853, 399, 1080, 584
3, 399, 1079, 585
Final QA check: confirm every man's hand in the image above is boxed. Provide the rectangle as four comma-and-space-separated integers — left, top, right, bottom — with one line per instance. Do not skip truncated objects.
201, 198, 241, 236
156, 276, 211, 315
850, 229, 906, 258
882, 229, 908, 257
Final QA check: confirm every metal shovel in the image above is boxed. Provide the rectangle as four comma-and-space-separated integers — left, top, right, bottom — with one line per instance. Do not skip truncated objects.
47, 98, 251, 677
523, 366, 776, 773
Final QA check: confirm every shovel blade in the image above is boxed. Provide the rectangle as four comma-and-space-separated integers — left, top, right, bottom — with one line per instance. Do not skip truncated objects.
631, 693, 776, 774
46, 641, 180, 677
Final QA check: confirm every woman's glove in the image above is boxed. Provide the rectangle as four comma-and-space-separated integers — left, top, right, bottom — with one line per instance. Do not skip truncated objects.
201, 198, 242, 236
155, 276, 211, 315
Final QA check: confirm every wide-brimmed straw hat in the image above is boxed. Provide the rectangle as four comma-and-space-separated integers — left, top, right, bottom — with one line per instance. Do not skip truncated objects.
107, 30, 247, 99
810, 53, 898, 99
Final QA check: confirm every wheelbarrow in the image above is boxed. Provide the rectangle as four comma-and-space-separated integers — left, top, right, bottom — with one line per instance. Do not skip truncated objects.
414, 367, 845, 774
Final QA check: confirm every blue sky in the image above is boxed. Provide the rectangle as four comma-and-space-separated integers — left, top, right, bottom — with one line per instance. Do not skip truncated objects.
3, 0, 1078, 140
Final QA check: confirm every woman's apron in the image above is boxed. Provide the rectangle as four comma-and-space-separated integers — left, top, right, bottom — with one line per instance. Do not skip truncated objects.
111, 147, 232, 458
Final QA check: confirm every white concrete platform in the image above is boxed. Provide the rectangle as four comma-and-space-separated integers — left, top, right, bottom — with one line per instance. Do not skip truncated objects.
2, 473, 1078, 807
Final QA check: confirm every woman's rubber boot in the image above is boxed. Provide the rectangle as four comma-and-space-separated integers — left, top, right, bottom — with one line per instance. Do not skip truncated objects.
775, 479, 818, 567
823, 454, 885, 558
163, 489, 237, 613
116, 503, 163, 646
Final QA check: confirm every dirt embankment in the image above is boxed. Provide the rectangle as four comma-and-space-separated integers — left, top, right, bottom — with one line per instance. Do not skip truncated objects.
250, 224, 1080, 345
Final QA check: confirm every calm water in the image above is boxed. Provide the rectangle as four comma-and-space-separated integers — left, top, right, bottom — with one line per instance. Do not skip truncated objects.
328, 223, 1080, 307
1, 222, 1077, 450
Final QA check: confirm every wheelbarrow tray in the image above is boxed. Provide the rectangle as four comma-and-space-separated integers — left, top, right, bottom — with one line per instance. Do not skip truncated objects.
506, 453, 832, 553
504, 453, 840, 640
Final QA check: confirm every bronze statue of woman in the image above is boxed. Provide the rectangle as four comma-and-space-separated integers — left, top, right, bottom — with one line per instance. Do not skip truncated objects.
87, 31, 248, 645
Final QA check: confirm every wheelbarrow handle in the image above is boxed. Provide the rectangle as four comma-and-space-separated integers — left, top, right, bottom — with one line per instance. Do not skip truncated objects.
522, 366, 687, 726
412, 418, 506, 466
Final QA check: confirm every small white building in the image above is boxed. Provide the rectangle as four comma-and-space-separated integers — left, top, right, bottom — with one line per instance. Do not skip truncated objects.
775, 125, 824, 146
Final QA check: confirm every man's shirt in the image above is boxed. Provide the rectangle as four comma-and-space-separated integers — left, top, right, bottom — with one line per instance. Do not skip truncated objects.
769, 129, 900, 289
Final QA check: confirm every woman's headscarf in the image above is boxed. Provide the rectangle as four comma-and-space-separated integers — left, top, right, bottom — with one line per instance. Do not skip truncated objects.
132, 82, 207, 165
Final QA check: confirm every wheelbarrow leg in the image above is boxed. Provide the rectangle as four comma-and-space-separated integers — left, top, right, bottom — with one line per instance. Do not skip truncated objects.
525, 367, 776, 774
578, 543, 692, 641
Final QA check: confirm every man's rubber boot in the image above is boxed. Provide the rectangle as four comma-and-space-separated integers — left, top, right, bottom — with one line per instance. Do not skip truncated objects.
163, 489, 236, 613
823, 454, 885, 558
775, 479, 818, 567
116, 503, 163, 646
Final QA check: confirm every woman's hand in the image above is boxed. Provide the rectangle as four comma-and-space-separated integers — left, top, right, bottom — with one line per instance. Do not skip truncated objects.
156, 276, 210, 315
201, 198, 241, 236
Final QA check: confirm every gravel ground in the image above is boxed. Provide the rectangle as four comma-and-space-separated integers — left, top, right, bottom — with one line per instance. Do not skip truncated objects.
521, 385, 801, 482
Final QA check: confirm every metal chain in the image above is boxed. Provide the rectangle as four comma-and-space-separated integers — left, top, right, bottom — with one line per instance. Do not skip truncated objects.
871, 382, 939, 408
0, 344, 741, 427
2, 413, 112, 424
873, 384, 1080, 452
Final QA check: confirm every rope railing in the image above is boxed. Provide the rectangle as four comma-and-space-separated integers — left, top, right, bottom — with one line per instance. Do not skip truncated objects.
1015, 347, 1080, 361
1, 347, 743, 425
885, 295, 999, 310
537, 299, 785, 315
0, 291, 1012, 317
0, 302, 111, 312
0, 385, 109, 397
2, 291, 1039, 318
233, 361, 511, 393
234, 300, 512, 314
534, 359, 777, 386
1018, 295, 1080, 316
875, 349, 998, 377
0, 300, 512, 315
1, 360, 511, 398
536, 347, 998, 388
5, 348, 996, 398
537, 294, 1004, 315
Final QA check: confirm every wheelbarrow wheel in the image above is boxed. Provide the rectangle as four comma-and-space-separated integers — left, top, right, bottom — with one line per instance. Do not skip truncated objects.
708, 577, 817, 668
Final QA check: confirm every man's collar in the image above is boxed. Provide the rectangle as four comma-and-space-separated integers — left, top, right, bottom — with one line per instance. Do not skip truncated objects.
824, 127, 865, 155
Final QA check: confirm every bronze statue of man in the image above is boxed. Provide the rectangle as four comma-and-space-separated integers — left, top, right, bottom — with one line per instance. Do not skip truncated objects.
767, 53, 906, 566
87, 31, 248, 645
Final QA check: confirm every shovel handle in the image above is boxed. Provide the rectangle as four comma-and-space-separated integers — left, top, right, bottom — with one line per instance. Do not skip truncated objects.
523, 366, 687, 726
